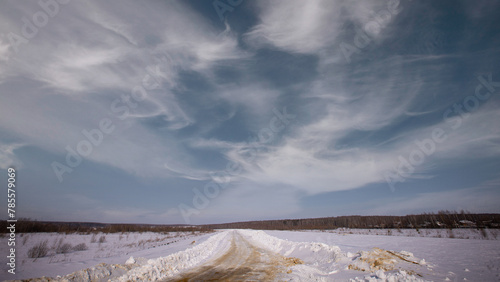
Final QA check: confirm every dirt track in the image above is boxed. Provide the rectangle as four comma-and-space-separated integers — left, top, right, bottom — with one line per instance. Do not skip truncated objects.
166, 231, 298, 281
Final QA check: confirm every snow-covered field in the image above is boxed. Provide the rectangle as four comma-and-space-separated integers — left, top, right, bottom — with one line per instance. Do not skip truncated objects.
327, 228, 500, 240
0, 231, 214, 281
1, 229, 499, 281
265, 229, 500, 281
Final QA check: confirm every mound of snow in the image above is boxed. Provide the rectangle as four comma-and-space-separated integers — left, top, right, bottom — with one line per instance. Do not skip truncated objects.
346, 248, 428, 281
349, 269, 427, 282
45, 263, 136, 282
125, 256, 136, 265
238, 229, 343, 273
239, 230, 429, 282
111, 231, 232, 281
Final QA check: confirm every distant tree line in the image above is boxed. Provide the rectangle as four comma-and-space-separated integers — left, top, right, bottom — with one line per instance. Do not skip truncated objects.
0, 218, 212, 233
203, 211, 500, 230
3, 211, 498, 233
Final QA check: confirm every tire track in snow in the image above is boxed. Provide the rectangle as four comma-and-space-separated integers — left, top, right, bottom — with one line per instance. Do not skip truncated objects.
166, 231, 300, 281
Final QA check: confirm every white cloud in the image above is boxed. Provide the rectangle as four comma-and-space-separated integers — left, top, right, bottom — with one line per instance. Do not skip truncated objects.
0, 39, 10, 62
245, 0, 344, 54
219, 55, 500, 195
0, 0, 251, 181
0, 143, 24, 169
234, 102, 500, 195
245, 0, 395, 55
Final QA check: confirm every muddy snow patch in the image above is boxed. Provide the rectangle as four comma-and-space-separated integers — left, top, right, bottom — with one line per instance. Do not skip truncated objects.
346, 247, 428, 281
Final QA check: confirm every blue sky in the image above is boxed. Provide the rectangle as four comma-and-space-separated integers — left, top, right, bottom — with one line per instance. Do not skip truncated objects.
0, 0, 499, 224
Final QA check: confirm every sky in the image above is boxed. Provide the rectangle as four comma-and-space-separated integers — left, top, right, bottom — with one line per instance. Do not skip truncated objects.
0, 0, 499, 225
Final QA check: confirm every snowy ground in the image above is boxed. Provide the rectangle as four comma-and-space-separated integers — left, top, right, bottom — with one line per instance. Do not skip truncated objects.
327, 228, 500, 240
265, 229, 500, 281
1, 229, 499, 281
0, 231, 214, 281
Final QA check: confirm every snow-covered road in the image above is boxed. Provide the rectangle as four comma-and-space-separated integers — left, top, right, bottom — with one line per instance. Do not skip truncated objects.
166, 230, 300, 281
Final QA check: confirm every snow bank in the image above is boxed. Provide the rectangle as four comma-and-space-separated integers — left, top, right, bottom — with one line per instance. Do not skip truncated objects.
110, 231, 232, 281
55, 263, 135, 282
239, 230, 428, 282
238, 229, 342, 271
349, 269, 427, 282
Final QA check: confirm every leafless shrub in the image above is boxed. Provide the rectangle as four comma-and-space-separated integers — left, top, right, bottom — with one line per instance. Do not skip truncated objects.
479, 228, 488, 239
90, 234, 97, 243
73, 243, 88, 251
28, 240, 49, 258
448, 229, 455, 238
125, 242, 137, 248
138, 239, 146, 247
98, 235, 106, 243
56, 243, 73, 254
53, 237, 64, 250
22, 234, 30, 245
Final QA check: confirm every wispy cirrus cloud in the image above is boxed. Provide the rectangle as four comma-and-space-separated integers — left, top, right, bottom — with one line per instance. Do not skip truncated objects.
0, 0, 249, 181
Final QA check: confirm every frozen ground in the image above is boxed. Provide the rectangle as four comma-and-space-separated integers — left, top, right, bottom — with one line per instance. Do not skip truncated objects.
1, 229, 499, 281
